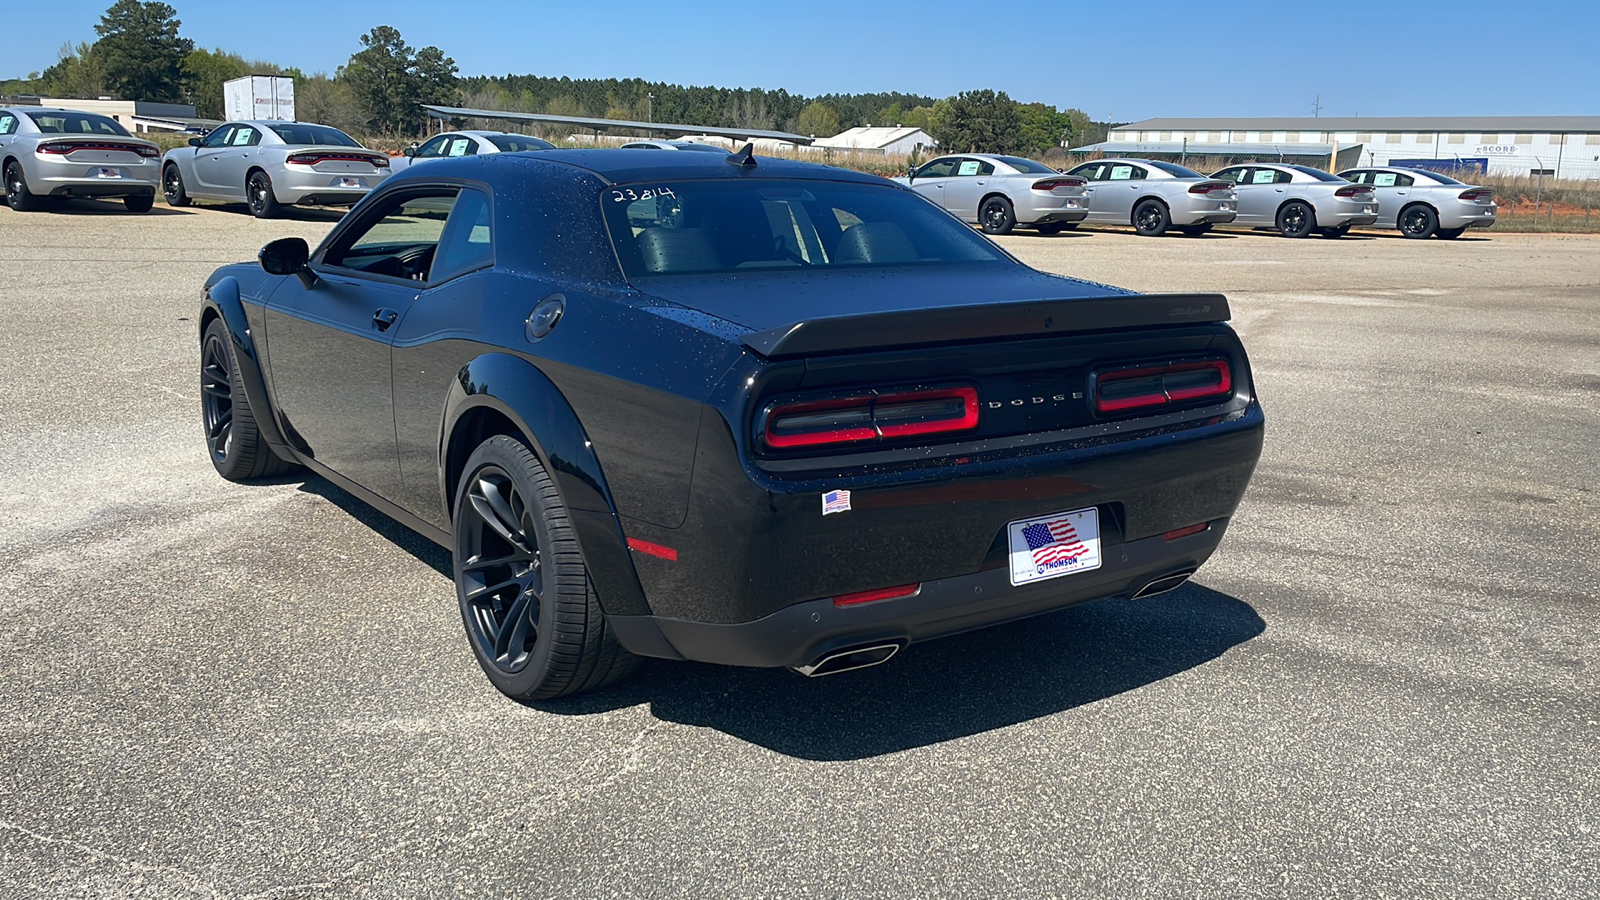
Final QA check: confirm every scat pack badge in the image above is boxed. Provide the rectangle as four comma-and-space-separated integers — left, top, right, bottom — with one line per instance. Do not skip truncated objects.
822, 489, 852, 516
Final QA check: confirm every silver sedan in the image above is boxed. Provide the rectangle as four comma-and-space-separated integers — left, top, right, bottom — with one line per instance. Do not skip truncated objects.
1, 107, 161, 212
1062, 158, 1237, 237
619, 140, 728, 152
392, 131, 555, 171
1336, 166, 1497, 239
1210, 163, 1377, 238
896, 154, 1089, 235
161, 121, 391, 218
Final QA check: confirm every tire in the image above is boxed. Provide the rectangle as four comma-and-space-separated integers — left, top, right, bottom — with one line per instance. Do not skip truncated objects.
4, 159, 39, 211
247, 170, 281, 218
1436, 227, 1466, 240
200, 318, 298, 481
1180, 223, 1213, 237
1036, 223, 1064, 235
123, 194, 154, 213
979, 196, 1015, 235
163, 165, 190, 207
1399, 204, 1438, 239
1133, 199, 1170, 236
1276, 200, 1316, 238
452, 435, 640, 700
1318, 225, 1351, 239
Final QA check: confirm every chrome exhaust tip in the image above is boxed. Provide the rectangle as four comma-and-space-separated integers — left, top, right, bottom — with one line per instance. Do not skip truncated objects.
1132, 570, 1196, 600
790, 643, 902, 678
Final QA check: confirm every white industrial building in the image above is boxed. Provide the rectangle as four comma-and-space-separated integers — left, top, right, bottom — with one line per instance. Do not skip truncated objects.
813, 126, 937, 156
1073, 117, 1600, 180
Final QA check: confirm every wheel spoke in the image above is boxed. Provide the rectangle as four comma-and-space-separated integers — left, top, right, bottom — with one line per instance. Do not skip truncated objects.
466, 575, 521, 604
207, 408, 232, 441
470, 477, 527, 548
494, 589, 537, 661
461, 548, 532, 574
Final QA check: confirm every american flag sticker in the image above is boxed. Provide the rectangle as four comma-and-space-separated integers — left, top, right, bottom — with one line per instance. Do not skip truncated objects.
1007, 507, 1102, 586
822, 489, 852, 515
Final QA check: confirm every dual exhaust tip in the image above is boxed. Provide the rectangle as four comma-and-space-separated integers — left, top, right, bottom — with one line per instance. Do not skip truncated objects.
791, 571, 1196, 677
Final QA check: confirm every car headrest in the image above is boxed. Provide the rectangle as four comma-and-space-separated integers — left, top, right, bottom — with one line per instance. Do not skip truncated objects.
835, 221, 919, 265
637, 228, 722, 274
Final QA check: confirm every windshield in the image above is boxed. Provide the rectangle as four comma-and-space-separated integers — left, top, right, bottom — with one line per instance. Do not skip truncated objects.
267, 123, 360, 147
1147, 161, 1205, 178
27, 111, 131, 136
487, 134, 555, 152
602, 179, 1009, 277
992, 156, 1057, 174
1288, 165, 1343, 182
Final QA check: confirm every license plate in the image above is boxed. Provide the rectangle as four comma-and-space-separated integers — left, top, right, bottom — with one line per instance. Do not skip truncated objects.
1219, 202, 1235, 211
1006, 506, 1102, 586
95, 167, 121, 179
334, 177, 361, 189
1064, 200, 1080, 208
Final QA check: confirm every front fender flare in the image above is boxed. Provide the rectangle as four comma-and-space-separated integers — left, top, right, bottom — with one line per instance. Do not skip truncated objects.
201, 276, 289, 452
442, 353, 650, 617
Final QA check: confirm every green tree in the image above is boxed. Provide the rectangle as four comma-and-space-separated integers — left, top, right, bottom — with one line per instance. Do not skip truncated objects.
93, 0, 193, 101
182, 48, 248, 119
901, 104, 935, 131
929, 89, 1023, 154
1018, 102, 1072, 154
296, 73, 365, 135
339, 25, 458, 136
38, 42, 107, 98
793, 101, 840, 138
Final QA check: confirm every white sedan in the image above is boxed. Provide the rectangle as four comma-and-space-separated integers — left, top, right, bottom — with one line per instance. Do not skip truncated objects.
393, 131, 556, 170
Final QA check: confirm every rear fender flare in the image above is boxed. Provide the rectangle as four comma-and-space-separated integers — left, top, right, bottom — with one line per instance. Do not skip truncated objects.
200, 275, 290, 451
442, 352, 650, 617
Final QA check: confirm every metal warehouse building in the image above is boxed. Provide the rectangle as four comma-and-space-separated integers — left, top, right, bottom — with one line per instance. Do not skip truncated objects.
1072, 117, 1600, 180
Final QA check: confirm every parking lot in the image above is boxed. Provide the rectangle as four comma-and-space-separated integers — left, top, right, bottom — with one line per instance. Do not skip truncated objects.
1, 202, 1596, 898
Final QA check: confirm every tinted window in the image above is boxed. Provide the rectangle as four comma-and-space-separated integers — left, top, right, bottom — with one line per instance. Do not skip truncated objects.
954, 158, 989, 177
430, 188, 494, 282
1067, 163, 1106, 180
992, 156, 1057, 174
1337, 171, 1369, 184
1414, 170, 1464, 185
1211, 167, 1246, 184
324, 191, 459, 280
602, 179, 1008, 278
200, 125, 236, 149
27, 111, 130, 136
915, 158, 957, 178
486, 134, 555, 152
266, 124, 360, 147
414, 135, 450, 158
1147, 161, 1205, 178
1288, 165, 1343, 182
444, 136, 475, 157
0, 114, 17, 136
1106, 164, 1146, 181
1249, 169, 1284, 185
230, 126, 260, 147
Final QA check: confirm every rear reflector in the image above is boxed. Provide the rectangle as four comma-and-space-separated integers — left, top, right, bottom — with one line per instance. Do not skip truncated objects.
1458, 189, 1493, 202
1189, 181, 1232, 194
764, 386, 978, 449
1094, 359, 1233, 414
1163, 522, 1211, 541
1334, 185, 1371, 197
833, 583, 920, 607
625, 537, 678, 561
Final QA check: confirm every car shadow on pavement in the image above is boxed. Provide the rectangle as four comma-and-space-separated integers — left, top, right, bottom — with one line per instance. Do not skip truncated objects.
26, 199, 194, 216
295, 476, 452, 577
543, 584, 1265, 761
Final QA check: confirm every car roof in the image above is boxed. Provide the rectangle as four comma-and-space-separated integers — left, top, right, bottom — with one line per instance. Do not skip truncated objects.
386, 148, 891, 187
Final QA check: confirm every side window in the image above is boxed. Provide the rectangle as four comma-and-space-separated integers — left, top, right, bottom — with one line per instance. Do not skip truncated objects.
200, 126, 236, 149
978, 161, 995, 176
429, 189, 494, 283
1212, 167, 1244, 184
446, 137, 473, 157
1392, 173, 1414, 187
231, 127, 258, 147
916, 158, 957, 178
1107, 164, 1142, 181
1251, 169, 1280, 185
1372, 172, 1398, 187
1342, 171, 1369, 184
955, 158, 982, 177
0, 114, 16, 136
1068, 163, 1104, 181
322, 190, 459, 281
415, 136, 450, 158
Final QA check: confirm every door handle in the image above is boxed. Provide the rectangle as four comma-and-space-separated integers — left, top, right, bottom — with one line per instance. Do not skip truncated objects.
372, 308, 399, 331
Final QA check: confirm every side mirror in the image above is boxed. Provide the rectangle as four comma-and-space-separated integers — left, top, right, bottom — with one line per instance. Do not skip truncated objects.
403, 144, 418, 158
188, 137, 202, 147
259, 237, 316, 288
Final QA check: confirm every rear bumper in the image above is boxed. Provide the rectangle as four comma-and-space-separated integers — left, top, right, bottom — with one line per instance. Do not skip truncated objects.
611, 518, 1231, 668
1171, 197, 1237, 226
1440, 203, 1497, 229
274, 166, 388, 204
32, 158, 159, 198
1325, 197, 1379, 226
1018, 193, 1090, 224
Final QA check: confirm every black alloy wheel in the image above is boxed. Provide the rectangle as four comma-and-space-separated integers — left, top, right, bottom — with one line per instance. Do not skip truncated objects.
124, 194, 154, 213
1133, 199, 1170, 236
452, 435, 638, 700
1276, 201, 1316, 238
164, 165, 190, 207
247, 170, 281, 218
4, 160, 39, 211
980, 197, 1015, 235
1180, 223, 1213, 237
1400, 205, 1439, 239
200, 318, 296, 481
1436, 227, 1466, 240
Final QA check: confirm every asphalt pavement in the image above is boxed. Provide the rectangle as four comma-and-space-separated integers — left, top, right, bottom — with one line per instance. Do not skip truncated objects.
1, 201, 1595, 898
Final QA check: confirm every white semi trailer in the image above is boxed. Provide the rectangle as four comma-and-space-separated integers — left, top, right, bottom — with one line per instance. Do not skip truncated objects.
223, 75, 295, 122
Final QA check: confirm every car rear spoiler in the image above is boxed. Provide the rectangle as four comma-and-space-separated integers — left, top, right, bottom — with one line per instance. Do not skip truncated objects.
740, 293, 1231, 359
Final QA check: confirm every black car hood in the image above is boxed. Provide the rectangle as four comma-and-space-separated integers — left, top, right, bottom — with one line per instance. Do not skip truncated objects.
630, 263, 1136, 334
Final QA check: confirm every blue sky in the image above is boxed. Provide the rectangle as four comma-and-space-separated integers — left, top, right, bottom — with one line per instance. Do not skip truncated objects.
11, 0, 1597, 122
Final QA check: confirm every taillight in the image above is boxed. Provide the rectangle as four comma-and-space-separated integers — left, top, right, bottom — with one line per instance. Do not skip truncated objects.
1458, 189, 1493, 202
1093, 359, 1233, 414
1189, 181, 1231, 194
1334, 185, 1371, 198
37, 141, 157, 157
286, 152, 387, 167
762, 386, 979, 449
372, 155, 390, 168
1031, 177, 1085, 192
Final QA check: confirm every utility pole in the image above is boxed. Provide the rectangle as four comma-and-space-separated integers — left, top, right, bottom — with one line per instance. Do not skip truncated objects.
647, 92, 654, 123
1312, 94, 1323, 118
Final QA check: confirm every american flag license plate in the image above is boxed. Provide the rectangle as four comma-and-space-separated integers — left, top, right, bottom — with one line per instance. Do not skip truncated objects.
1006, 507, 1102, 586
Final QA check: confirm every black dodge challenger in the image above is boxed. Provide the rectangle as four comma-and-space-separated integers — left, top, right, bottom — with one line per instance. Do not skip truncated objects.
198, 147, 1264, 699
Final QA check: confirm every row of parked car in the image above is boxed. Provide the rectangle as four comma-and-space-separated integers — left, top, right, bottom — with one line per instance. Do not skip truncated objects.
897, 153, 1498, 240
0, 106, 1497, 241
